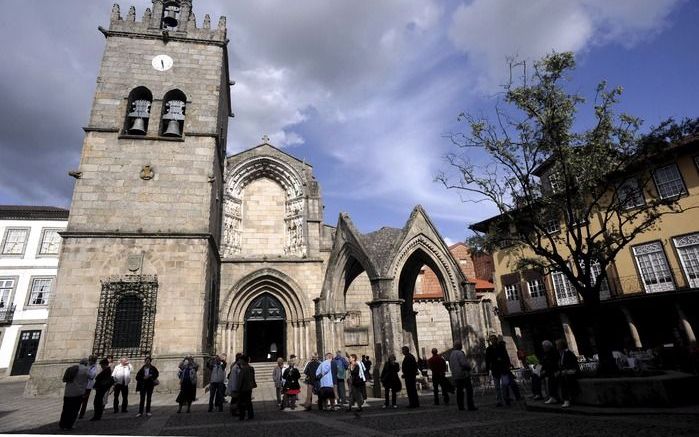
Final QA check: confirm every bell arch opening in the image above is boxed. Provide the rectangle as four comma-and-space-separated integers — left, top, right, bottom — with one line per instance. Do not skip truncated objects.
244, 293, 286, 362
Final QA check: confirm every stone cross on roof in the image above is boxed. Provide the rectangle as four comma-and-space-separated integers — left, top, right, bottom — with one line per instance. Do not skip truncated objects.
261, 135, 270, 143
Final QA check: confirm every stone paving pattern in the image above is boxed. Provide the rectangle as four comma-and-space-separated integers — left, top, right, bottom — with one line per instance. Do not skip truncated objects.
2, 378, 699, 436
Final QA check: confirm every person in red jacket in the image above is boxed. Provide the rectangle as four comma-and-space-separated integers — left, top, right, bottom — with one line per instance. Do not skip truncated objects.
427, 348, 450, 406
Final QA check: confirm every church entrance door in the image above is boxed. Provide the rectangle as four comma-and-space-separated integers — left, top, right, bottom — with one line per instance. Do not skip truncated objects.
244, 293, 286, 362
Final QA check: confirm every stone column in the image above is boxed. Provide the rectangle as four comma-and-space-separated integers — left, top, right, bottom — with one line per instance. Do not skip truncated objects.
368, 299, 404, 397
559, 312, 579, 356
620, 306, 642, 349
444, 301, 468, 350
676, 303, 696, 343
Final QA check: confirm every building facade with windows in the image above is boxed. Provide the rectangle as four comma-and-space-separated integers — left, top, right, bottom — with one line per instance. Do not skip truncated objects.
26, 1, 500, 395
472, 138, 699, 360
0, 206, 68, 377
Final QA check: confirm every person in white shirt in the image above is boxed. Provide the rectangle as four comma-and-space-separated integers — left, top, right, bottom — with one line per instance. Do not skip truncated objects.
111, 357, 133, 413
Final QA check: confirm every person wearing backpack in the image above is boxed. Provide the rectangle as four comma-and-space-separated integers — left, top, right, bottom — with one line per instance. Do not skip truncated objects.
302, 353, 320, 410
59, 358, 89, 430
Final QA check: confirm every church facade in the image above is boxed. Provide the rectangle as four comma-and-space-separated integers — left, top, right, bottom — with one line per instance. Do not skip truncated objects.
27, 1, 498, 395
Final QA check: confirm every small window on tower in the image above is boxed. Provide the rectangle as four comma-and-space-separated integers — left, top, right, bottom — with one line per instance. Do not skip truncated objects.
161, 89, 186, 137
124, 87, 152, 136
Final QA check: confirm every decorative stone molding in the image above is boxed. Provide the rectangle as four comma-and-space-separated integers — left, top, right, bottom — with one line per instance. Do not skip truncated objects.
222, 156, 307, 257
390, 234, 460, 301
674, 233, 699, 248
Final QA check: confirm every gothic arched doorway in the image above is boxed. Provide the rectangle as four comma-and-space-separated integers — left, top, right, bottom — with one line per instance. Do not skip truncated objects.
244, 293, 286, 362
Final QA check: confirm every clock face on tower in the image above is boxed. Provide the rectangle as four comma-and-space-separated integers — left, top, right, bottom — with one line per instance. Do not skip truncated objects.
152, 55, 173, 71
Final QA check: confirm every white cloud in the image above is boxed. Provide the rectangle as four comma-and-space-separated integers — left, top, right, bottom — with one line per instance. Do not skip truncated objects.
448, 0, 681, 89
203, 0, 443, 150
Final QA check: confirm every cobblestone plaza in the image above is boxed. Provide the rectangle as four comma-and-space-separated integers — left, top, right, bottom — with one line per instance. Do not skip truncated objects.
2, 379, 699, 436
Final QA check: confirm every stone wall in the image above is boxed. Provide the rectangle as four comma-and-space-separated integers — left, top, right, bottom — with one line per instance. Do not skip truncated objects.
28, 236, 212, 395
343, 272, 375, 358
414, 300, 452, 356
240, 178, 286, 256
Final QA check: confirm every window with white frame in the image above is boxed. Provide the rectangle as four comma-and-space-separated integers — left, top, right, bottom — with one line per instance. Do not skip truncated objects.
551, 271, 578, 304
38, 229, 61, 255
504, 284, 520, 301
673, 233, 699, 288
0, 278, 15, 309
618, 178, 645, 210
28, 277, 53, 306
589, 261, 611, 297
632, 242, 674, 293
548, 172, 563, 193
527, 278, 546, 298
2, 228, 29, 255
543, 216, 560, 234
653, 164, 686, 199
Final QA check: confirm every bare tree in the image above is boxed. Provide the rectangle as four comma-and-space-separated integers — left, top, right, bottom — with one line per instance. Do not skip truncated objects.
437, 51, 698, 373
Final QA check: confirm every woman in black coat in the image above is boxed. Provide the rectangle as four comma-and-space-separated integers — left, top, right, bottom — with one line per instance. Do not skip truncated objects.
540, 340, 559, 403
135, 357, 159, 417
380, 354, 402, 408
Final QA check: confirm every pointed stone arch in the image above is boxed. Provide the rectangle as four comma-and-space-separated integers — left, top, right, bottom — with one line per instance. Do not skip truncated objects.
390, 234, 463, 303
319, 214, 378, 315
222, 155, 307, 258
218, 268, 314, 360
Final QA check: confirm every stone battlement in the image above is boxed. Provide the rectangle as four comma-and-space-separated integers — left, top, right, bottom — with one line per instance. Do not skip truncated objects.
108, 2, 226, 43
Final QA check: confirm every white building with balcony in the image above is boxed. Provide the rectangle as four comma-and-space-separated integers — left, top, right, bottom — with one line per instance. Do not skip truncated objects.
0, 206, 68, 376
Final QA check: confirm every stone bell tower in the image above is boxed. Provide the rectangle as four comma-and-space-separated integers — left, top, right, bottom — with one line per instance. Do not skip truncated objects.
28, 0, 231, 394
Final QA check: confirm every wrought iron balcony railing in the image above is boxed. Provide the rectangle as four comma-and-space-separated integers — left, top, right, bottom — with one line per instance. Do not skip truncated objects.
496, 267, 698, 316
0, 304, 15, 325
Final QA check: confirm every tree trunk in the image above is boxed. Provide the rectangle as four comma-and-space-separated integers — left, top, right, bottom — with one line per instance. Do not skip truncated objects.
585, 298, 618, 376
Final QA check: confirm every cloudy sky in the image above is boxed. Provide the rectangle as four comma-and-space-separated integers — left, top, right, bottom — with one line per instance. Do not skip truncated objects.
1, 0, 697, 244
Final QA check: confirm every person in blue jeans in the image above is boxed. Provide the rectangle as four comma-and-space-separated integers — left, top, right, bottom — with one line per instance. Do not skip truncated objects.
334, 351, 349, 405
316, 353, 337, 410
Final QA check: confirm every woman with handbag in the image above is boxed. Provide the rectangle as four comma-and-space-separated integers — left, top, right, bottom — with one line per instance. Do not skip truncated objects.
135, 357, 159, 417
347, 354, 366, 414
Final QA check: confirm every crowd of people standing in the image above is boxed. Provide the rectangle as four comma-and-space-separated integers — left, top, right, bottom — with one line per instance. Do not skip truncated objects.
58, 337, 580, 430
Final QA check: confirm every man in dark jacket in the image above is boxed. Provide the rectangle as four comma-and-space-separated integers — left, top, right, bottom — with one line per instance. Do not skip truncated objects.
556, 339, 579, 408
541, 340, 559, 404
427, 348, 450, 405
90, 359, 114, 421
401, 346, 419, 408
237, 355, 256, 420
302, 353, 320, 410
486, 335, 521, 406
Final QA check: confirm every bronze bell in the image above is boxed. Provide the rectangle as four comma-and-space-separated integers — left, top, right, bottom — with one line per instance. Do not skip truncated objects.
163, 119, 181, 137
129, 117, 146, 135
162, 9, 178, 28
